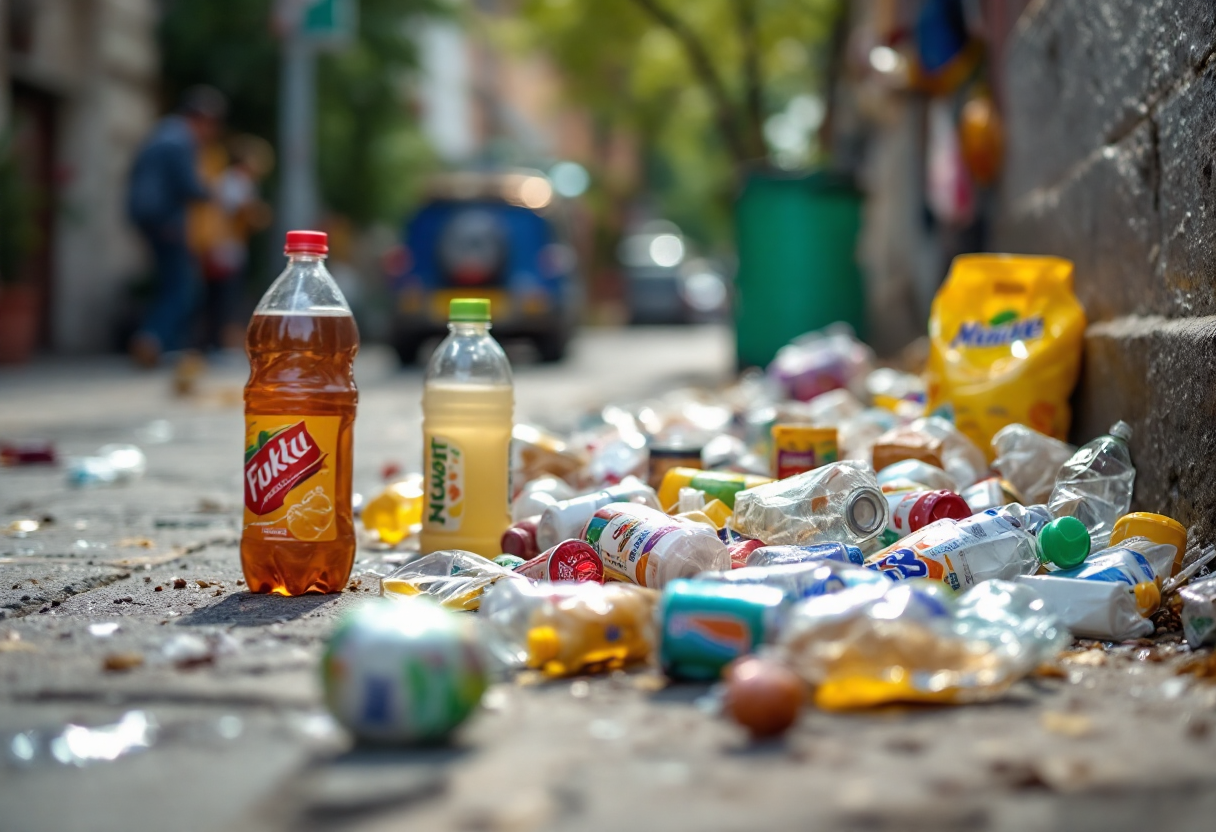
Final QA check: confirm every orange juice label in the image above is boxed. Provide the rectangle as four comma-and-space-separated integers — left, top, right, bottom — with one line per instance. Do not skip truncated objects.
243, 415, 339, 542
425, 434, 465, 532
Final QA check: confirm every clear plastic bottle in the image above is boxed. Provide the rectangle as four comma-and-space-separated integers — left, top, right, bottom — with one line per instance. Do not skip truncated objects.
480, 579, 657, 677
1048, 421, 1135, 550
242, 230, 358, 595
535, 477, 660, 551
731, 461, 888, 548
420, 299, 514, 557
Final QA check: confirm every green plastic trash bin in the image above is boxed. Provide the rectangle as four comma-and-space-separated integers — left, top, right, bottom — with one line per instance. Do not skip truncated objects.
733, 171, 866, 369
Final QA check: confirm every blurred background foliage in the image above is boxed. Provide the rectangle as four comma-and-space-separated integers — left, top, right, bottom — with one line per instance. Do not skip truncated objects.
503, 0, 841, 245
156, 0, 840, 250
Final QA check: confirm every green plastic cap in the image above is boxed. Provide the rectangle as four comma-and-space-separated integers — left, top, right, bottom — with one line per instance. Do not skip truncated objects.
1039, 516, 1090, 569
449, 298, 491, 322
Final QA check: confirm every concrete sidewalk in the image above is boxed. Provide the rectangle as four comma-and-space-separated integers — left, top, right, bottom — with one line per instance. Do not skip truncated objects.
3, 326, 1216, 832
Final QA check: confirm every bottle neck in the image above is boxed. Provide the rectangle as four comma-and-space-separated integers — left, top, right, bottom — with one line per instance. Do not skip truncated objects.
449, 321, 490, 336
286, 253, 326, 266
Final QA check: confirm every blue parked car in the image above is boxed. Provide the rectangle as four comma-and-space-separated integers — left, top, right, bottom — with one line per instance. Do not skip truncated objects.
383, 171, 582, 363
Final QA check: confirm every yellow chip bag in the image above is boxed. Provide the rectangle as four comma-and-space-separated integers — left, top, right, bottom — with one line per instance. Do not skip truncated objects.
926, 255, 1085, 458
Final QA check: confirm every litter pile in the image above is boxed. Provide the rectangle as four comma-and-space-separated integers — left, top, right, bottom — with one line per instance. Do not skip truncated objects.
329, 255, 1214, 744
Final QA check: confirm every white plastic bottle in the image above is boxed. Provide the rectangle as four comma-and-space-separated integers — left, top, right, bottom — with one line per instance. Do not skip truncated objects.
535, 477, 660, 551
579, 502, 729, 588
420, 299, 513, 557
1048, 421, 1135, 550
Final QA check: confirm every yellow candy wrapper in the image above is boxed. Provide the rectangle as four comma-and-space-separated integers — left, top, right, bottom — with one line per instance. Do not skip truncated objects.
926, 255, 1085, 457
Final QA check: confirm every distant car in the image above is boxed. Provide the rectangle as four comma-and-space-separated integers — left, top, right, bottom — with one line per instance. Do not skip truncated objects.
383, 171, 581, 363
619, 220, 729, 324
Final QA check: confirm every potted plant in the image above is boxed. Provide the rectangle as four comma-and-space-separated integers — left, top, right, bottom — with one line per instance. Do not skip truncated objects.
0, 129, 41, 364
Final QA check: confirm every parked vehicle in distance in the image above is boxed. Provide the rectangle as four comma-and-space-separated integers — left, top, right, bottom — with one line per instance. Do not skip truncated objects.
383, 171, 582, 363
618, 220, 729, 324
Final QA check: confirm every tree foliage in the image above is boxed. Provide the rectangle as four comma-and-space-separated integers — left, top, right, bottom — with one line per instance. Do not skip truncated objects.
507, 0, 841, 242
158, 0, 446, 226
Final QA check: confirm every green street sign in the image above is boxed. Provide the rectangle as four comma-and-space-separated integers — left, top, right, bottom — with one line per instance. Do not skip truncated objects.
302, 0, 357, 45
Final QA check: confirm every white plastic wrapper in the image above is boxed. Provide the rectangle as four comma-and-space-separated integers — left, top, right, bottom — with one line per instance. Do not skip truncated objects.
838, 408, 899, 462
876, 459, 958, 492
991, 424, 1075, 505
961, 479, 1005, 514
1018, 574, 1154, 640
732, 461, 888, 548
803, 389, 865, 426
1180, 574, 1216, 648
906, 417, 989, 490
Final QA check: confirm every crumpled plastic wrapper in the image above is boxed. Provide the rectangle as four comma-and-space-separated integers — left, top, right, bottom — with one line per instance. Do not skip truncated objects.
732, 461, 888, 548
991, 424, 1075, 505
767, 325, 875, 402
1180, 574, 1216, 649
872, 417, 988, 490
480, 580, 657, 677
779, 579, 1069, 709
381, 550, 525, 611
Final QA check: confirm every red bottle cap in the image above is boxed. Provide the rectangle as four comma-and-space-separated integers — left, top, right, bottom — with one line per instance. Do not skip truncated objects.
500, 527, 539, 560
514, 540, 604, 583
284, 230, 328, 256
907, 490, 971, 530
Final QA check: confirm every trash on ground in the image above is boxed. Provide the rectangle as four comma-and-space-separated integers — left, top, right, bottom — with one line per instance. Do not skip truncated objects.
925, 255, 1085, 452
66, 444, 147, 487
722, 656, 806, 738
480, 580, 656, 678
779, 580, 1068, 709
265, 282, 1206, 746
322, 598, 486, 744
6, 711, 157, 768
381, 550, 526, 611
4, 519, 40, 536
1, 440, 57, 466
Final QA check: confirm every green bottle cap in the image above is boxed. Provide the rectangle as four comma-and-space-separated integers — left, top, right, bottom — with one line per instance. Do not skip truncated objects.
449, 298, 491, 322
1038, 516, 1090, 569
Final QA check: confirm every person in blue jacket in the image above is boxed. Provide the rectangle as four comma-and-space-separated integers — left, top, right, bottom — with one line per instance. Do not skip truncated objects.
126, 86, 226, 367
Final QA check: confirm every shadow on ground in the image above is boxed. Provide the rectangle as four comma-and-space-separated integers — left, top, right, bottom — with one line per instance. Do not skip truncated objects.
177, 591, 339, 627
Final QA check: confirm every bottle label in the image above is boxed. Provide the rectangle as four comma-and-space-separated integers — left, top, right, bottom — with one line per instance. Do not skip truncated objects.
888, 492, 924, 533
425, 434, 465, 532
243, 415, 339, 541
772, 426, 838, 479
583, 505, 678, 588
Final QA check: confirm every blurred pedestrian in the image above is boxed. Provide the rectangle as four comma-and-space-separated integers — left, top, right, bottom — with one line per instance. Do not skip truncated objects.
125, 86, 227, 367
189, 134, 274, 353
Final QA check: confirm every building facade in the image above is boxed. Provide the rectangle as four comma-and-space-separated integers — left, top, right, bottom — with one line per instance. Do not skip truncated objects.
2, 0, 158, 354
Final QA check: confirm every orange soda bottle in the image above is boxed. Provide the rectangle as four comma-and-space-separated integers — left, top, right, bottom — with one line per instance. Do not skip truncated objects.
241, 230, 359, 595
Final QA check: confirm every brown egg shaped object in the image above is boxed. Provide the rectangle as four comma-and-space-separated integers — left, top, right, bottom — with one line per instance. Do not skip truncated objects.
723, 656, 805, 739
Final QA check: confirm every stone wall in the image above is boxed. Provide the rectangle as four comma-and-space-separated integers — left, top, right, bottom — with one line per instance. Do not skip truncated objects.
996, 0, 1216, 546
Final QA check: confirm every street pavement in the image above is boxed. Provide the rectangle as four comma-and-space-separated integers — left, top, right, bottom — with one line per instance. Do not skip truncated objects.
2, 325, 1216, 832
